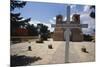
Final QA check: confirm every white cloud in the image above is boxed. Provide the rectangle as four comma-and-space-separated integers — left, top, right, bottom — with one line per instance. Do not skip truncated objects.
63, 17, 67, 21
80, 13, 95, 35
83, 5, 94, 14
29, 20, 55, 32
49, 19, 55, 24
53, 17, 56, 20
70, 5, 95, 35
83, 6, 90, 12
28, 13, 95, 34
71, 5, 76, 9
29, 20, 41, 26
70, 5, 79, 14
43, 23, 54, 32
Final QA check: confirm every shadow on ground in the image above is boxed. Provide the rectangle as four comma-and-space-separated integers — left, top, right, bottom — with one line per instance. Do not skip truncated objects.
10, 55, 42, 67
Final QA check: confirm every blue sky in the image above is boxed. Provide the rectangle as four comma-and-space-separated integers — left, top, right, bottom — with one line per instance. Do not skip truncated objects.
12, 1, 95, 35
12, 2, 85, 22
13, 2, 67, 22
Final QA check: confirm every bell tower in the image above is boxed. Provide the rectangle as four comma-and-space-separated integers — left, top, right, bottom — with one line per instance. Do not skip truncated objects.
70, 14, 83, 41
53, 15, 64, 41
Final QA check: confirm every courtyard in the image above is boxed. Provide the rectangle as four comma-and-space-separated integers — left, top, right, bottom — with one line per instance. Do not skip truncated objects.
11, 38, 95, 66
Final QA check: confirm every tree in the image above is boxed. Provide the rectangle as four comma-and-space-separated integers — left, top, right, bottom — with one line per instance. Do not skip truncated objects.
26, 24, 38, 36
10, 0, 26, 11
83, 34, 93, 41
10, 0, 31, 36
37, 24, 50, 40
89, 6, 95, 19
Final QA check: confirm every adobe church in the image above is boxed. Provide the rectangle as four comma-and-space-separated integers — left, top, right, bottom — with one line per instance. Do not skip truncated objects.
53, 14, 83, 42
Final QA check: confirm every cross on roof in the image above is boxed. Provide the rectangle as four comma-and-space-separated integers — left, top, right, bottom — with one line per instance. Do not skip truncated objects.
51, 5, 88, 63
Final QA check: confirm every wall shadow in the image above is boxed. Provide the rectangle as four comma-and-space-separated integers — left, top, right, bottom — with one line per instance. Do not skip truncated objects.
10, 55, 42, 67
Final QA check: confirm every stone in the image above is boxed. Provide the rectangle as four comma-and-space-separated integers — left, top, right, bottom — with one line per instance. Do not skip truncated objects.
28, 46, 32, 51
81, 47, 89, 53
48, 44, 53, 49
36, 39, 43, 43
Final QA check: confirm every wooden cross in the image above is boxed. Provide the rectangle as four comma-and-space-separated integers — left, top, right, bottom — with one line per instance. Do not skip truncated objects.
51, 5, 88, 63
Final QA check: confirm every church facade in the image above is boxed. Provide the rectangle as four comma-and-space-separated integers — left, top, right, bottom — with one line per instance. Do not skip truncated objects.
53, 14, 83, 42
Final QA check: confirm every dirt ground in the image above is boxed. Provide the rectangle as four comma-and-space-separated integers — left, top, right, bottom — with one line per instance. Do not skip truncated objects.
10, 38, 95, 66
